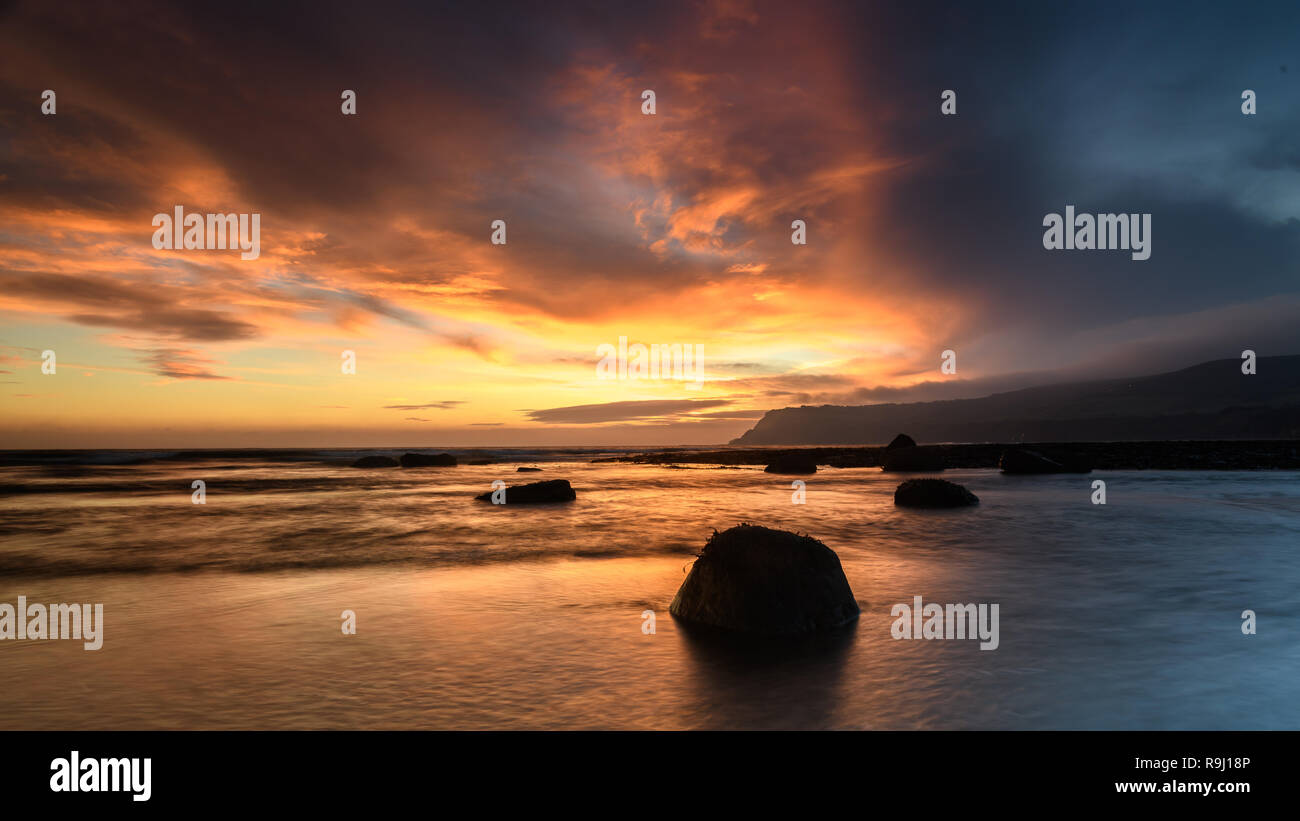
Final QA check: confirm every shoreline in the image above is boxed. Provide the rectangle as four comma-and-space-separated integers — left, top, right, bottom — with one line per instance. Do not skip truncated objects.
604, 440, 1300, 470
2, 439, 1299, 470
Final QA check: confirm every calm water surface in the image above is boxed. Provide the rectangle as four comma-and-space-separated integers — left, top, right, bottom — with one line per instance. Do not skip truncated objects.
1, 454, 1296, 729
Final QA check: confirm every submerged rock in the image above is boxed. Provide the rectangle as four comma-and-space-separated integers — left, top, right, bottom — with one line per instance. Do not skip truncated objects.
999, 448, 1091, 474
894, 478, 979, 508
669, 524, 860, 635
763, 455, 818, 474
351, 455, 398, 468
400, 452, 457, 468
475, 478, 576, 504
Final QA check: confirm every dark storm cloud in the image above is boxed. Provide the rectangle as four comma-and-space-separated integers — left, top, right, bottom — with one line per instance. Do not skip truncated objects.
0, 90, 162, 216
2, 0, 1298, 433
141, 348, 231, 380
525, 398, 732, 424
809, 0, 1300, 379
3, 273, 259, 341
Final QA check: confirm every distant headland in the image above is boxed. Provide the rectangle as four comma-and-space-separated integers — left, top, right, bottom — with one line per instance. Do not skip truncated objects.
730, 356, 1300, 446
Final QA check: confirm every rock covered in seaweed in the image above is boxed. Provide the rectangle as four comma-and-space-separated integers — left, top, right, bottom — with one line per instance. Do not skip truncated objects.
669, 524, 859, 635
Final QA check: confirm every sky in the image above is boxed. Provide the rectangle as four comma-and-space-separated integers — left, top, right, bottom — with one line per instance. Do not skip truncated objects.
1, 0, 1298, 448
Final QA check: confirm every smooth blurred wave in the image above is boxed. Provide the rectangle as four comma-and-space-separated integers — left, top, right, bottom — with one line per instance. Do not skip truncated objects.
1, 455, 1298, 729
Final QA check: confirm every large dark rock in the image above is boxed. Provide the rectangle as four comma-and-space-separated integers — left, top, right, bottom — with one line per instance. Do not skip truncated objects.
763, 454, 818, 474
894, 478, 979, 508
669, 525, 860, 635
475, 479, 576, 504
351, 455, 398, 468
879, 433, 944, 471
999, 448, 1091, 474
400, 452, 457, 468
516, 466, 543, 472
886, 433, 917, 449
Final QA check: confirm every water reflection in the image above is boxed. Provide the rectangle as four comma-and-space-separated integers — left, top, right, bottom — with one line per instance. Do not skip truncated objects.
676, 616, 858, 729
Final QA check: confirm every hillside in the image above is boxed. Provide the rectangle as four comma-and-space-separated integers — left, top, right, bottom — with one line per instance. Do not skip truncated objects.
731, 356, 1300, 445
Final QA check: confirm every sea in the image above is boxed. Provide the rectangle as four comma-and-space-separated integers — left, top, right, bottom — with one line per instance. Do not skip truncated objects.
1, 448, 1297, 729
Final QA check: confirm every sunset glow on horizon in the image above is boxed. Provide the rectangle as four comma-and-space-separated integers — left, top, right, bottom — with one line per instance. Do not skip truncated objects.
3, 1, 1297, 447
